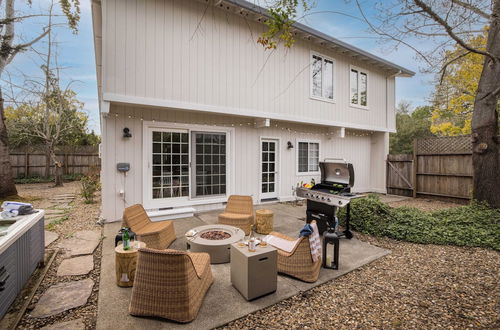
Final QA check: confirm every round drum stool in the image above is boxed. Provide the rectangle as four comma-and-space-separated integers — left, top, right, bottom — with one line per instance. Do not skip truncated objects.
255, 209, 274, 234
115, 241, 146, 287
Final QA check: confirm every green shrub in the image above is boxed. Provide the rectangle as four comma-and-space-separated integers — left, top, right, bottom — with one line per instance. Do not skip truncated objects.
339, 195, 500, 250
80, 170, 101, 204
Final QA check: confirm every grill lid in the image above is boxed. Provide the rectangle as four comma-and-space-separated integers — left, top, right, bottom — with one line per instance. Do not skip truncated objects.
319, 159, 354, 187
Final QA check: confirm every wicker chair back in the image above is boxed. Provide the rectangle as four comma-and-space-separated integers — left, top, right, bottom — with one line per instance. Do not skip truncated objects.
225, 195, 253, 215
122, 204, 151, 232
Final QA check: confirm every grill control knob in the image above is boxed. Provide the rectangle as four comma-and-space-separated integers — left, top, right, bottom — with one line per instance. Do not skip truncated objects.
338, 201, 343, 205
327, 198, 331, 202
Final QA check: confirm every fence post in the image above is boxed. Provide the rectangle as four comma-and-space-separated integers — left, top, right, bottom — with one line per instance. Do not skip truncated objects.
45, 150, 51, 178
64, 153, 68, 175
25, 152, 29, 177
386, 156, 389, 195
412, 140, 418, 198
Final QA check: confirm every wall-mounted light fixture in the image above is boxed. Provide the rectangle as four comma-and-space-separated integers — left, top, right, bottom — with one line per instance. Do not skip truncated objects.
123, 127, 132, 138
287, 141, 294, 149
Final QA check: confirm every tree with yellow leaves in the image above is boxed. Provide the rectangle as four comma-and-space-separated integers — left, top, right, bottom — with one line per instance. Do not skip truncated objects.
431, 31, 499, 136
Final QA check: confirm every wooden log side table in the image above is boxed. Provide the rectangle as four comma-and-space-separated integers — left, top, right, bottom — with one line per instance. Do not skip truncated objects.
115, 242, 146, 287
255, 209, 274, 234
230, 243, 277, 300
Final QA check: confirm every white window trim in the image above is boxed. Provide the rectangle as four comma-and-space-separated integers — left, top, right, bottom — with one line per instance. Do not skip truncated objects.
349, 65, 370, 110
310, 51, 336, 104
296, 138, 321, 176
142, 121, 235, 209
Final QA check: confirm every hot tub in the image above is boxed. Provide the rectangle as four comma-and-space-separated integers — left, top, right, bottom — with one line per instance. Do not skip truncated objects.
0, 211, 45, 318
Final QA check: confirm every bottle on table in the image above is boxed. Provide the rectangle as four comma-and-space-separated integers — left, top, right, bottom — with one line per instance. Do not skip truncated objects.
123, 227, 131, 250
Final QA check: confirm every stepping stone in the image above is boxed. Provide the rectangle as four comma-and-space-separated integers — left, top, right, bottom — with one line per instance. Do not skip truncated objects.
54, 203, 71, 209
57, 255, 94, 276
45, 231, 59, 247
58, 230, 101, 257
30, 279, 94, 318
40, 318, 85, 330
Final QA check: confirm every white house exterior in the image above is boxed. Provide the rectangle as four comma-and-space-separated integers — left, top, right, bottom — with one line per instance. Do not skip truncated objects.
91, 0, 414, 222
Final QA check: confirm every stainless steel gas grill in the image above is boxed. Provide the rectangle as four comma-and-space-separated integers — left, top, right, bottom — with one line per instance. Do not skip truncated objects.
296, 159, 364, 238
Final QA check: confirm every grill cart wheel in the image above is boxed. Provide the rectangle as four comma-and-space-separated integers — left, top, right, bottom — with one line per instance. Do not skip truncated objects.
344, 230, 353, 239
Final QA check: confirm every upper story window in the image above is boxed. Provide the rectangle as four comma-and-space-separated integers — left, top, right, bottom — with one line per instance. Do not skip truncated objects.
311, 53, 334, 102
350, 67, 368, 108
298, 140, 320, 174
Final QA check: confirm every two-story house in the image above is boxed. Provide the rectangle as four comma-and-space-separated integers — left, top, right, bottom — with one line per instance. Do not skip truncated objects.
91, 0, 414, 222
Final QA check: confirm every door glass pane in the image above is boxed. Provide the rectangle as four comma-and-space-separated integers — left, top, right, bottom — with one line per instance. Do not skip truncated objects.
324, 59, 334, 99
298, 142, 308, 172
152, 130, 189, 199
309, 143, 319, 172
312, 55, 322, 97
360, 72, 367, 106
262, 141, 277, 195
193, 132, 226, 197
350, 69, 358, 105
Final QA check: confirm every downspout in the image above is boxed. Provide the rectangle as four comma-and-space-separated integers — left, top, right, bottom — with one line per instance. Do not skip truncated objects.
386, 70, 402, 128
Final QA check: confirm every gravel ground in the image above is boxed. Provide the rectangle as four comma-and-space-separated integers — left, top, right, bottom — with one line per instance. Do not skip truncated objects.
221, 233, 500, 329
386, 197, 463, 212
1, 181, 102, 330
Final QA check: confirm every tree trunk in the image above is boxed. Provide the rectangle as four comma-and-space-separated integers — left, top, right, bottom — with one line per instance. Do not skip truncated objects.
49, 145, 63, 187
471, 0, 500, 208
0, 87, 18, 197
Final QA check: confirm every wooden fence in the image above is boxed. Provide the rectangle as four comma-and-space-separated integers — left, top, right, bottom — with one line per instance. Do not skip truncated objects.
10, 145, 100, 178
386, 135, 493, 200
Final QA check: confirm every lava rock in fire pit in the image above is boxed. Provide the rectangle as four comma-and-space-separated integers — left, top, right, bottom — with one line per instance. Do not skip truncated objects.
200, 230, 231, 240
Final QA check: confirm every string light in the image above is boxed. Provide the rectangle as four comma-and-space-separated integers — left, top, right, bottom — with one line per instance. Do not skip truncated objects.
105, 112, 375, 137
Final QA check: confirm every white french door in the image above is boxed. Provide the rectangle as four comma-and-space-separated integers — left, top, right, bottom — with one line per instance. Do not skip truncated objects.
261, 139, 279, 200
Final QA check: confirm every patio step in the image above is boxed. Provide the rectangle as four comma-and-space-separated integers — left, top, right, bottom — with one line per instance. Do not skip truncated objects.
147, 207, 195, 221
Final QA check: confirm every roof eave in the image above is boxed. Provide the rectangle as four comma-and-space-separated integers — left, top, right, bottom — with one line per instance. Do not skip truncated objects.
222, 0, 415, 77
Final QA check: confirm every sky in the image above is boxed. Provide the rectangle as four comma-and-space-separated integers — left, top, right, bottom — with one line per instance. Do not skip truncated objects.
7, 0, 438, 135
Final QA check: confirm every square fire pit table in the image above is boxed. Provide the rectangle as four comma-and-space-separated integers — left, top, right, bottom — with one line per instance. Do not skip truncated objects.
230, 243, 277, 300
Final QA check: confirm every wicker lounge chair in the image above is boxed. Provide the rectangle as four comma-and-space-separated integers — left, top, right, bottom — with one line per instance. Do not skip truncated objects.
268, 222, 321, 283
129, 248, 213, 323
218, 195, 254, 235
122, 204, 176, 250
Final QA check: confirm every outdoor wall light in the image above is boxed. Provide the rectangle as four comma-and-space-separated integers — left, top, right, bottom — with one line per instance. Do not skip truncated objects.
287, 141, 294, 149
123, 127, 132, 138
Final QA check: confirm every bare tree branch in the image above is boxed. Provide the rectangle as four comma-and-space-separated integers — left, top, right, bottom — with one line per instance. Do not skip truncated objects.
354, 0, 434, 66
5, 29, 50, 66
439, 50, 470, 84
451, 0, 491, 19
413, 0, 496, 61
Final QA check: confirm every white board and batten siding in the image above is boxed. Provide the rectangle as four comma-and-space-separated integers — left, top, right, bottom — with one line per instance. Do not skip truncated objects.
101, 105, 385, 221
97, 0, 398, 221
101, 0, 396, 133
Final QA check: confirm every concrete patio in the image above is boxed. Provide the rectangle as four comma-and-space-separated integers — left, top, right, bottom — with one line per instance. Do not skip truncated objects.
96, 202, 389, 329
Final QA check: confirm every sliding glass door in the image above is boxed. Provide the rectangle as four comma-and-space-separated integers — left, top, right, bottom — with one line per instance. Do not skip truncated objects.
192, 132, 227, 197
147, 126, 229, 206
151, 130, 190, 201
